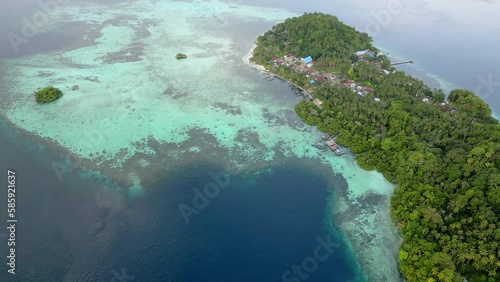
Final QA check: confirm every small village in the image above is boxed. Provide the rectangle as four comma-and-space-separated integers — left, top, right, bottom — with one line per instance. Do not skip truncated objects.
263, 50, 386, 156
266, 51, 450, 108
266, 50, 383, 108
259, 50, 453, 156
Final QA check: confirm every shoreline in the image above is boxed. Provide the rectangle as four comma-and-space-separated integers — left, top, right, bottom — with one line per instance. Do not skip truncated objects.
493, 111, 500, 121
245, 44, 313, 96
247, 12, 500, 280
245, 43, 403, 281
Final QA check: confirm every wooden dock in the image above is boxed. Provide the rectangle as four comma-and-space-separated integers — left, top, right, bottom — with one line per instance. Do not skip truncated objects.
264, 73, 313, 99
253, 61, 314, 100
391, 60, 414, 66
326, 138, 345, 156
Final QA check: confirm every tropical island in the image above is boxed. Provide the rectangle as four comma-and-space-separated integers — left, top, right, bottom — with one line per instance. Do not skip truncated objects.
34, 86, 63, 103
251, 13, 499, 282
176, 53, 187, 59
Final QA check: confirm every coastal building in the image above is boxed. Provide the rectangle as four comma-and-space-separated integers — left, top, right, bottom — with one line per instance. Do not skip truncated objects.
355, 49, 375, 59
314, 98, 323, 107
302, 56, 313, 64
355, 50, 369, 56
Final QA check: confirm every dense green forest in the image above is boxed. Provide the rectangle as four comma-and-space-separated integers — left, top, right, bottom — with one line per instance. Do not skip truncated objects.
252, 13, 499, 282
34, 86, 63, 103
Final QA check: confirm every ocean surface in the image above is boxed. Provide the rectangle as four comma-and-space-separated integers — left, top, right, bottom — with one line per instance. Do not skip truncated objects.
0, 0, 498, 281
0, 118, 362, 281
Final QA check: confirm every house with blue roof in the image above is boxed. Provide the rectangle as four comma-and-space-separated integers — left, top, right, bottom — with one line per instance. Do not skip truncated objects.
355, 50, 369, 56
356, 50, 375, 58
302, 56, 313, 64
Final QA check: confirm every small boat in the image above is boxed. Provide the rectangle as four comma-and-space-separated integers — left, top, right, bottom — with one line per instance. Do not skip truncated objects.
322, 133, 330, 140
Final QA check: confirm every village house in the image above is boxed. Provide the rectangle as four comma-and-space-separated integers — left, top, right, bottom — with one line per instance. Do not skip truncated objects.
302, 56, 313, 64
314, 98, 323, 108
355, 50, 369, 57
355, 50, 375, 59
343, 80, 353, 86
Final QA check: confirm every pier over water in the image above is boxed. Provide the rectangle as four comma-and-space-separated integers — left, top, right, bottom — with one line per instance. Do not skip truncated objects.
391, 60, 414, 66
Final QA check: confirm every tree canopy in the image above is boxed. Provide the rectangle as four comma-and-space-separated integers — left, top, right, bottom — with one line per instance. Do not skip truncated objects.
253, 12, 500, 282
34, 86, 63, 103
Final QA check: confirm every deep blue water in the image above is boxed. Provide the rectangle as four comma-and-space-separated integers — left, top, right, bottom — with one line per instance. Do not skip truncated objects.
0, 119, 362, 281
108, 165, 360, 282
